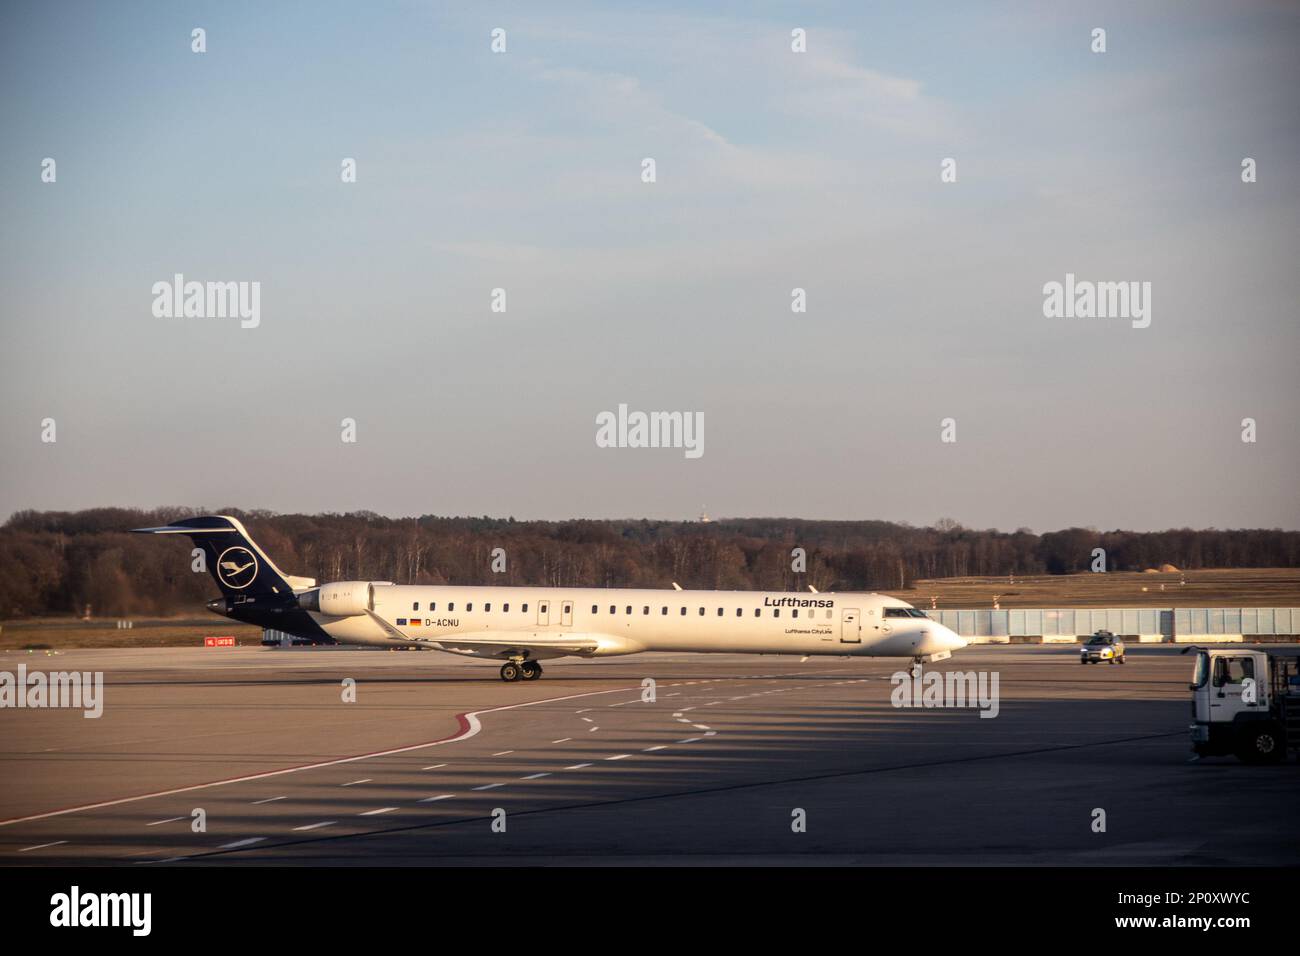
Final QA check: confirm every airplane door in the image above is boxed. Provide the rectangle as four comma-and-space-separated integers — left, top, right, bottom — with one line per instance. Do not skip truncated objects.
561, 600, 573, 627
841, 608, 861, 643
537, 600, 551, 626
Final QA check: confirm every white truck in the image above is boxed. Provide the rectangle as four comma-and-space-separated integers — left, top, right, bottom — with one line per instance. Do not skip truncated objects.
1187, 646, 1300, 763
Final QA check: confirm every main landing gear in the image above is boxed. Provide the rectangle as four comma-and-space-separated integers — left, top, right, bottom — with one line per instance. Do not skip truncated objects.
500, 660, 543, 682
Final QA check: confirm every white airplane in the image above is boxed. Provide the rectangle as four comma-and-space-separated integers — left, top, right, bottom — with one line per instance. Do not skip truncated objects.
136, 515, 967, 681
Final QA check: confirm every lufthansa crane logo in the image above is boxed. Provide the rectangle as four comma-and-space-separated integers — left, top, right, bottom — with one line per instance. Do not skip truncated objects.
216, 546, 259, 590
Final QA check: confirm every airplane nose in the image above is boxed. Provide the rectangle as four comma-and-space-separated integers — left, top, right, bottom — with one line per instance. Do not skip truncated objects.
919, 624, 966, 654
941, 626, 967, 651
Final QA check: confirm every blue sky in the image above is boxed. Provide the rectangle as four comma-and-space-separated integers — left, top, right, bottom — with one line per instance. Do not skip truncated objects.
2, 1, 1297, 530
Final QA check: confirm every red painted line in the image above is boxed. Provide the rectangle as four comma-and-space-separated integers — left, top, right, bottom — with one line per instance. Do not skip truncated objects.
0, 686, 636, 829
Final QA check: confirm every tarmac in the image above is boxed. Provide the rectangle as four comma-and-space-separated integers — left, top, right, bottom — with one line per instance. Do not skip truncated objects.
1, 644, 1295, 865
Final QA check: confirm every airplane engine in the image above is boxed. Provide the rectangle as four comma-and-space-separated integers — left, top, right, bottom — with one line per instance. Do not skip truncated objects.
298, 581, 373, 617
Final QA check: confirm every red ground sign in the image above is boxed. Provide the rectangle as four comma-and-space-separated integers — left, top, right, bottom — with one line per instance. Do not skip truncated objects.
204, 636, 236, 647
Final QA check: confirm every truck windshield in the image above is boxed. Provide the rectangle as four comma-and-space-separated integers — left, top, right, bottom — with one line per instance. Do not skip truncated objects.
1192, 652, 1209, 689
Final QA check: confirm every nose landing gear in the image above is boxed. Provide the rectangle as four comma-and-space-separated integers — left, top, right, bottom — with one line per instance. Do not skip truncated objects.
499, 660, 543, 682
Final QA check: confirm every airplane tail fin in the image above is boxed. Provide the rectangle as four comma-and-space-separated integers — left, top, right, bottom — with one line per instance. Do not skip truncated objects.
132, 515, 313, 601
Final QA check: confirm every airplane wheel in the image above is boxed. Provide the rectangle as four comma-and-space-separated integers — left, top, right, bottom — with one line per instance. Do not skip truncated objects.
500, 662, 522, 682
521, 661, 541, 681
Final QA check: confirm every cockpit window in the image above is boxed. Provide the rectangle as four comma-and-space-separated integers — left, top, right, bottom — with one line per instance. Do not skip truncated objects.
885, 608, 929, 618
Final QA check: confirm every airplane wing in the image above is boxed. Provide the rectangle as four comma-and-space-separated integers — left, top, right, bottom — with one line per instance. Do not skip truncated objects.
363, 610, 601, 659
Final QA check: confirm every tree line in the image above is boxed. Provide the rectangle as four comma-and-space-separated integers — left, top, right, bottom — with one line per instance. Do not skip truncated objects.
1, 507, 1297, 618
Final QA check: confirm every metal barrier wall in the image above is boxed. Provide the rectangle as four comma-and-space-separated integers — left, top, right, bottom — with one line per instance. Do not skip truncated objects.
927, 608, 1300, 638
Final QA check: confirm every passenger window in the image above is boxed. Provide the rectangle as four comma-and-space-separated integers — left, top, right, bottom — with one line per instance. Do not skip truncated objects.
643, 606, 650, 615
793, 609, 799, 618
610, 605, 616, 614
503, 603, 509, 612
698, 607, 705, 616
754, 608, 761, 617
430, 602, 437, 611
412, 602, 420, 611
661, 607, 668, 615
626, 605, 632, 614
448, 602, 455, 611
466, 603, 473, 612
717, 608, 724, 616
522, 603, 528, 613
680, 607, 687, 615
485, 603, 491, 612
592, 605, 599, 613
774, 609, 780, 617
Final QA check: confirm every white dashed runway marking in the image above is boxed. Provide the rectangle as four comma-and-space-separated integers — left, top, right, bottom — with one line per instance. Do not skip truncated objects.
217, 837, 265, 849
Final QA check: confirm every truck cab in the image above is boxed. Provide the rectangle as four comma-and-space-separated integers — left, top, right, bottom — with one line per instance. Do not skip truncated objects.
1188, 647, 1300, 763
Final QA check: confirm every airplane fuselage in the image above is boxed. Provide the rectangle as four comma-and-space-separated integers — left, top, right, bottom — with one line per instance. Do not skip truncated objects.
287, 584, 963, 661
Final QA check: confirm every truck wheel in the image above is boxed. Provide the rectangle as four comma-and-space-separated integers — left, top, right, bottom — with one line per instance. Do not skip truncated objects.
1118, 655, 1126, 664
1237, 724, 1285, 764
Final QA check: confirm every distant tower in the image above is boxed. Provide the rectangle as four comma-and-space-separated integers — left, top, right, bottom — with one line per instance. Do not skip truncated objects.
698, 505, 711, 523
